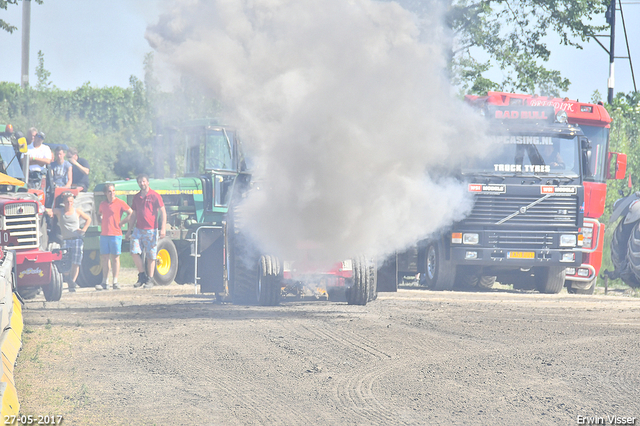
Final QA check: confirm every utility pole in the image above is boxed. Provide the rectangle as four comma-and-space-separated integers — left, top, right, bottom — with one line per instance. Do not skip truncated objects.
20, 0, 31, 88
606, 0, 616, 104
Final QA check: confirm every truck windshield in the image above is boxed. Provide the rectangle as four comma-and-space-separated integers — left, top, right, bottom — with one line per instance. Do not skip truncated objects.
205, 129, 234, 171
0, 145, 24, 180
462, 134, 580, 178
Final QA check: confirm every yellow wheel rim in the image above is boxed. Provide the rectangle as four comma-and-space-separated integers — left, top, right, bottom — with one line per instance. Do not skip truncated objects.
156, 249, 171, 276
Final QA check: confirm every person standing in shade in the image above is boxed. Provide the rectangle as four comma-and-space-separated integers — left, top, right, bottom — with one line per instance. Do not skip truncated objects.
126, 174, 166, 289
67, 147, 90, 191
51, 146, 73, 188
46, 192, 92, 292
96, 183, 132, 291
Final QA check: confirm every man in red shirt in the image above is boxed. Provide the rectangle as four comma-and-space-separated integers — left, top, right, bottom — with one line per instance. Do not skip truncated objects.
97, 183, 132, 290
126, 174, 166, 288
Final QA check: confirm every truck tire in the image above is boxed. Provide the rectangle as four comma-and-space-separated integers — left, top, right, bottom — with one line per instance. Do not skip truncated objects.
624, 223, 640, 288
347, 256, 370, 305
424, 241, 455, 291
155, 238, 178, 286
567, 278, 596, 294
257, 255, 282, 306
78, 249, 103, 287
611, 220, 640, 287
477, 276, 496, 290
43, 264, 63, 302
534, 266, 565, 294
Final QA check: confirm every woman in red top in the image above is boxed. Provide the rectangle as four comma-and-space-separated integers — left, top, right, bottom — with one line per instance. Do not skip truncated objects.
97, 183, 132, 290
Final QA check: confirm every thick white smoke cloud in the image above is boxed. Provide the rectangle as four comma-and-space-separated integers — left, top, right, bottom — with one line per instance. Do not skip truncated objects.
147, 0, 492, 264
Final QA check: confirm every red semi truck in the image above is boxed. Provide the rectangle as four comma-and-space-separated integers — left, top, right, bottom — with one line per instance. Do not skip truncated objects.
469, 93, 627, 293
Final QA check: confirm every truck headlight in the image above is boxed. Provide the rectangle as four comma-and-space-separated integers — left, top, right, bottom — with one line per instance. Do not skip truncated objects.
463, 233, 479, 245
559, 234, 577, 247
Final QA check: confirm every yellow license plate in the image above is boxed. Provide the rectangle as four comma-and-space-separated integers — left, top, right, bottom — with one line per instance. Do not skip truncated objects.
507, 251, 535, 259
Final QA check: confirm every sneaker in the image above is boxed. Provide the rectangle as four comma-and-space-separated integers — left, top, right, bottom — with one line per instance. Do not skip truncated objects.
112, 282, 121, 290
143, 277, 156, 289
68, 282, 77, 293
134, 272, 147, 288
95, 283, 108, 291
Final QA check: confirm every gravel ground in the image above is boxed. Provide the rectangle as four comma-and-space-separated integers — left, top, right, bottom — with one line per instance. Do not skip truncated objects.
13, 270, 640, 426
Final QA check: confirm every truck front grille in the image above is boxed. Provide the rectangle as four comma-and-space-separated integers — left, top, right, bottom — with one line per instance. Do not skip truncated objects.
487, 231, 554, 249
462, 194, 579, 229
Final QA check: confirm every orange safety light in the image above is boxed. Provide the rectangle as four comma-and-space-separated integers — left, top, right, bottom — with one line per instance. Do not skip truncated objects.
5, 124, 13, 134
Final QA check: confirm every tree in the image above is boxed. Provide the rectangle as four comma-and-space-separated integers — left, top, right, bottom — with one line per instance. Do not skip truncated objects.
395, 0, 608, 96
0, 0, 43, 34
35, 50, 52, 91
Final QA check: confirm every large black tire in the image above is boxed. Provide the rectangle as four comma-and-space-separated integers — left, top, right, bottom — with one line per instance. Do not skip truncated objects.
567, 278, 596, 295
424, 241, 455, 291
346, 256, 371, 305
43, 264, 63, 302
230, 225, 258, 305
624, 222, 640, 289
535, 266, 566, 294
257, 255, 282, 306
477, 276, 496, 290
611, 220, 640, 287
154, 238, 178, 285
77, 249, 103, 287
454, 271, 478, 289
368, 259, 378, 302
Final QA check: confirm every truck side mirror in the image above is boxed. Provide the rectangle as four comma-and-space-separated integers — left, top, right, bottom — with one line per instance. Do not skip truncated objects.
607, 152, 627, 180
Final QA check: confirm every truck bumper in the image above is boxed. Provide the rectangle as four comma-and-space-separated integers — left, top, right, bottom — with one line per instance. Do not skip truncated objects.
450, 247, 582, 268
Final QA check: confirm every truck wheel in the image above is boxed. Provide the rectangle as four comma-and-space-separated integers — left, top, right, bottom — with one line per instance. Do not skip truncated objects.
477, 276, 496, 290
567, 278, 596, 295
257, 255, 281, 306
155, 238, 178, 286
43, 264, 63, 302
424, 241, 455, 291
534, 266, 565, 294
624, 223, 640, 288
77, 249, 103, 287
611, 220, 640, 287
346, 256, 370, 305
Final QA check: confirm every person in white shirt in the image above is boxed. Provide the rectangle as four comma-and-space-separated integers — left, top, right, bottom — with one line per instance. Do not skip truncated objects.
27, 131, 52, 172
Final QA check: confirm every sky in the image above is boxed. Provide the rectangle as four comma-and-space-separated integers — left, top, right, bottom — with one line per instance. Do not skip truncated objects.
0, 0, 638, 101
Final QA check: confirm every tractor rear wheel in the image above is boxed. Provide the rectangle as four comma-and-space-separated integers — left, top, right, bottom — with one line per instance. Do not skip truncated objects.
625, 223, 640, 288
257, 255, 282, 306
155, 238, 178, 285
611, 220, 640, 288
78, 249, 103, 287
477, 276, 496, 290
346, 256, 370, 305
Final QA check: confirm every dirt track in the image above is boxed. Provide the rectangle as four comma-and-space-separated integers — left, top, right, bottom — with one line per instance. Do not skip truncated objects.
15, 272, 640, 426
